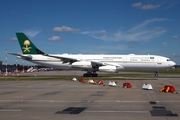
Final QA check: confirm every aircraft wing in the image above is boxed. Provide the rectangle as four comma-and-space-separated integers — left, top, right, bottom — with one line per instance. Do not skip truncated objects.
44, 54, 106, 66
44, 54, 123, 67
44, 54, 78, 63
7, 52, 32, 60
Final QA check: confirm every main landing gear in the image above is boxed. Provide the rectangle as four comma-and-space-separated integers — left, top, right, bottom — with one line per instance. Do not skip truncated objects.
83, 72, 98, 77
154, 70, 158, 77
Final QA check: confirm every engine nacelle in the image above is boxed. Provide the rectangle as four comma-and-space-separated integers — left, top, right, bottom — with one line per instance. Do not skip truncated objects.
99, 65, 124, 73
71, 61, 92, 69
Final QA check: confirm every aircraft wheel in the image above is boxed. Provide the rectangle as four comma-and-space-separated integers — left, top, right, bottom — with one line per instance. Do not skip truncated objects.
83, 73, 98, 77
83, 73, 91, 77
92, 73, 98, 77
83, 73, 87, 77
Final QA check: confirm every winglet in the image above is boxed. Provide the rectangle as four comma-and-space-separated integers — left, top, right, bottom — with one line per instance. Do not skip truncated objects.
16, 33, 45, 54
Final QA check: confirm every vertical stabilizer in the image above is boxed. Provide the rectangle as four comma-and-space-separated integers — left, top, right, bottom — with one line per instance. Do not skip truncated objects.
16, 33, 45, 54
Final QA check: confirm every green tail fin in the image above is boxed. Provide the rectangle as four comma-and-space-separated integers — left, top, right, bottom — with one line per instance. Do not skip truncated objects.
16, 33, 45, 54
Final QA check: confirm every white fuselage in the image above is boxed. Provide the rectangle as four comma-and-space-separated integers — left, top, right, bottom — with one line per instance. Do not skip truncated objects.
19, 54, 176, 72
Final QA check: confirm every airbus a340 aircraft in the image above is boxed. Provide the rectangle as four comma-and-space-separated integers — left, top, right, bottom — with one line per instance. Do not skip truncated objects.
8, 33, 176, 77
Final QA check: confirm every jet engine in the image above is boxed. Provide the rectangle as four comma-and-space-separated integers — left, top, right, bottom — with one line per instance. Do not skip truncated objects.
99, 65, 124, 73
71, 61, 92, 68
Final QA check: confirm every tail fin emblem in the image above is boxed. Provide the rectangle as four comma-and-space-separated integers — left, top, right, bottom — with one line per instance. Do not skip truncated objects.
22, 40, 31, 52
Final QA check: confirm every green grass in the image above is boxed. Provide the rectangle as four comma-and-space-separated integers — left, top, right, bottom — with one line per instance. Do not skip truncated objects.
121, 69, 179, 74
0, 77, 156, 81
0, 69, 179, 81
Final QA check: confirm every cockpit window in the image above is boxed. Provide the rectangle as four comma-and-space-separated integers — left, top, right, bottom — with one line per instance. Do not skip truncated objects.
167, 59, 171, 61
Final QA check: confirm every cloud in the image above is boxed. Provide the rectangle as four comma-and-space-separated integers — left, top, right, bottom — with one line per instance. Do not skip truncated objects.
24, 30, 41, 37
53, 26, 81, 33
84, 18, 167, 42
94, 30, 107, 37
142, 4, 161, 9
132, 2, 142, 7
48, 36, 62, 41
10, 37, 17, 41
132, 2, 161, 9
172, 35, 179, 39
163, 42, 167, 45
165, 0, 179, 9
128, 18, 167, 31
171, 53, 180, 58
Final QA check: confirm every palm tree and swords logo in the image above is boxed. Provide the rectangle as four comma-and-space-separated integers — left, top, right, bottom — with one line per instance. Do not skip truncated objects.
22, 40, 31, 52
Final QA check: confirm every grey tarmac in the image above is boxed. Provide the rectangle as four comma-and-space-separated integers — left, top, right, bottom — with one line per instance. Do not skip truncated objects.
0, 71, 180, 120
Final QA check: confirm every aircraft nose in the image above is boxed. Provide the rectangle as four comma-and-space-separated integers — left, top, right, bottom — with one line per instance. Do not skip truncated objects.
171, 61, 176, 67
